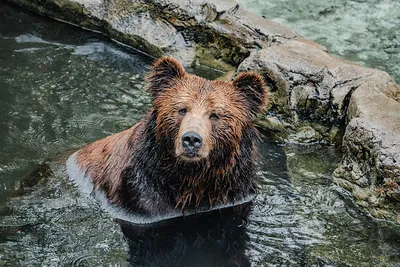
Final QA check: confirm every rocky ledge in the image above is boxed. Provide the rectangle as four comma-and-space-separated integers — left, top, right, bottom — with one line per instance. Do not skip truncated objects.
6, 0, 400, 222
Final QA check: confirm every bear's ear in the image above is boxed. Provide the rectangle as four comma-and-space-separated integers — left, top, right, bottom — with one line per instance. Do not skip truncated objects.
233, 72, 268, 115
146, 57, 186, 97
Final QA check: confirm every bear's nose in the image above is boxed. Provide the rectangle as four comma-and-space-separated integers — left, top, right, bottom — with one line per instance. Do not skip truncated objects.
182, 131, 203, 150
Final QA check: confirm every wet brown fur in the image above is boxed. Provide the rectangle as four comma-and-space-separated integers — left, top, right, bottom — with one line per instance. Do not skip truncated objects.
73, 57, 268, 215
76, 122, 144, 204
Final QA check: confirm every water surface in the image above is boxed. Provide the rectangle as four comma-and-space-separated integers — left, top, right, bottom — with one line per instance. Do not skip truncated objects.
239, 0, 400, 84
0, 3, 399, 266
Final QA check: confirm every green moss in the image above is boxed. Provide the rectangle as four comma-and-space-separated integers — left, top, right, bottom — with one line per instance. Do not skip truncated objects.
188, 27, 249, 69
196, 47, 235, 72
267, 91, 289, 113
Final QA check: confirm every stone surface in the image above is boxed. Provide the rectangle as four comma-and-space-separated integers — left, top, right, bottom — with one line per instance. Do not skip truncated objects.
6, 0, 299, 69
237, 41, 400, 215
5, 0, 400, 221
333, 72, 400, 221
238, 39, 378, 142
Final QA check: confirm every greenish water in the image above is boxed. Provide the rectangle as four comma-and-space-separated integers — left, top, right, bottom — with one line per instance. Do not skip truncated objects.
0, 3, 400, 267
239, 0, 400, 84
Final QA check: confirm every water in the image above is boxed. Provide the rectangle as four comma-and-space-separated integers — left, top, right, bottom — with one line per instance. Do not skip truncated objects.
238, 0, 400, 84
1, 3, 400, 266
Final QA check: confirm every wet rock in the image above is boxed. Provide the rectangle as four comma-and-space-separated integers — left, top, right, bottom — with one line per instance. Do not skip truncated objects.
333, 72, 400, 221
287, 126, 323, 144
256, 115, 286, 133
0, 223, 37, 242
6, 0, 298, 69
10, 163, 54, 197
234, 30, 400, 221
237, 39, 376, 142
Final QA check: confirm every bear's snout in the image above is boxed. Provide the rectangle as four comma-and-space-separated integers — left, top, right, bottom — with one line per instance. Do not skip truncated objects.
175, 112, 211, 161
182, 131, 203, 157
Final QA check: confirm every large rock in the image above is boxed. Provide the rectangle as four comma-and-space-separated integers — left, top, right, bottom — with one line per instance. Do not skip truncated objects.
6, 0, 298, 70
334, 73, 400, 222
237, 39, 400, 220
5, 0, 400, 221
238, 39, 375, 142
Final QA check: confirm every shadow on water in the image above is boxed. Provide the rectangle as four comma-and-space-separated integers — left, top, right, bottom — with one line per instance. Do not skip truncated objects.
119, 203, 252, 267
1, 2, 400, 267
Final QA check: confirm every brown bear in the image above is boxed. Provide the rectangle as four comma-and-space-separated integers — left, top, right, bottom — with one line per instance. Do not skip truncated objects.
66, 57, 268, 222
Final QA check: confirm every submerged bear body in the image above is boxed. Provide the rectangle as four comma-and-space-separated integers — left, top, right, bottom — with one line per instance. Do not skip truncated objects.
66, 57, 268, 220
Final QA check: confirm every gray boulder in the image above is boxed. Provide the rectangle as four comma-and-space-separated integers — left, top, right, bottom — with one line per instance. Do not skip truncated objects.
334, 73, 400, 222
7, 0, 297, 70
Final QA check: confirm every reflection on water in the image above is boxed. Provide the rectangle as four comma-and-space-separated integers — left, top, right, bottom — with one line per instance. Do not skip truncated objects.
1, 3, 400, 267
119, 203, 252, 267
238, 0, 400, 84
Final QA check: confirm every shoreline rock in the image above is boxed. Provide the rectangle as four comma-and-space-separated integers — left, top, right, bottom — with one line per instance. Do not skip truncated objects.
5, 0, 400, 222
334, 71, 400, 222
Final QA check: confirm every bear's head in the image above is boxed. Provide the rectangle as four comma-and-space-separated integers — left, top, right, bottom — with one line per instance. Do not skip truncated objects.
147, 57, 268, 163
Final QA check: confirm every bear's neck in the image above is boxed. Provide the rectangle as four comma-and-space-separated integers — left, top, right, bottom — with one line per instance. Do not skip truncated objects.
124, 111, 258, 211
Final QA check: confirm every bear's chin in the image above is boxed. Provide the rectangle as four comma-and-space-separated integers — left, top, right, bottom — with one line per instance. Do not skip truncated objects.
178, 154, 205, 163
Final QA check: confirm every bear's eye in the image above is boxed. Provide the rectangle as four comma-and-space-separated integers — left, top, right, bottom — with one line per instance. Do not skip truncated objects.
209, 113, 219, 121
178, 108, 187, 116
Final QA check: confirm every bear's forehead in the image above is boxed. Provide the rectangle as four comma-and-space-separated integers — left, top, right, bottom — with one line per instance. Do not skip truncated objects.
173, 77, 238, 101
